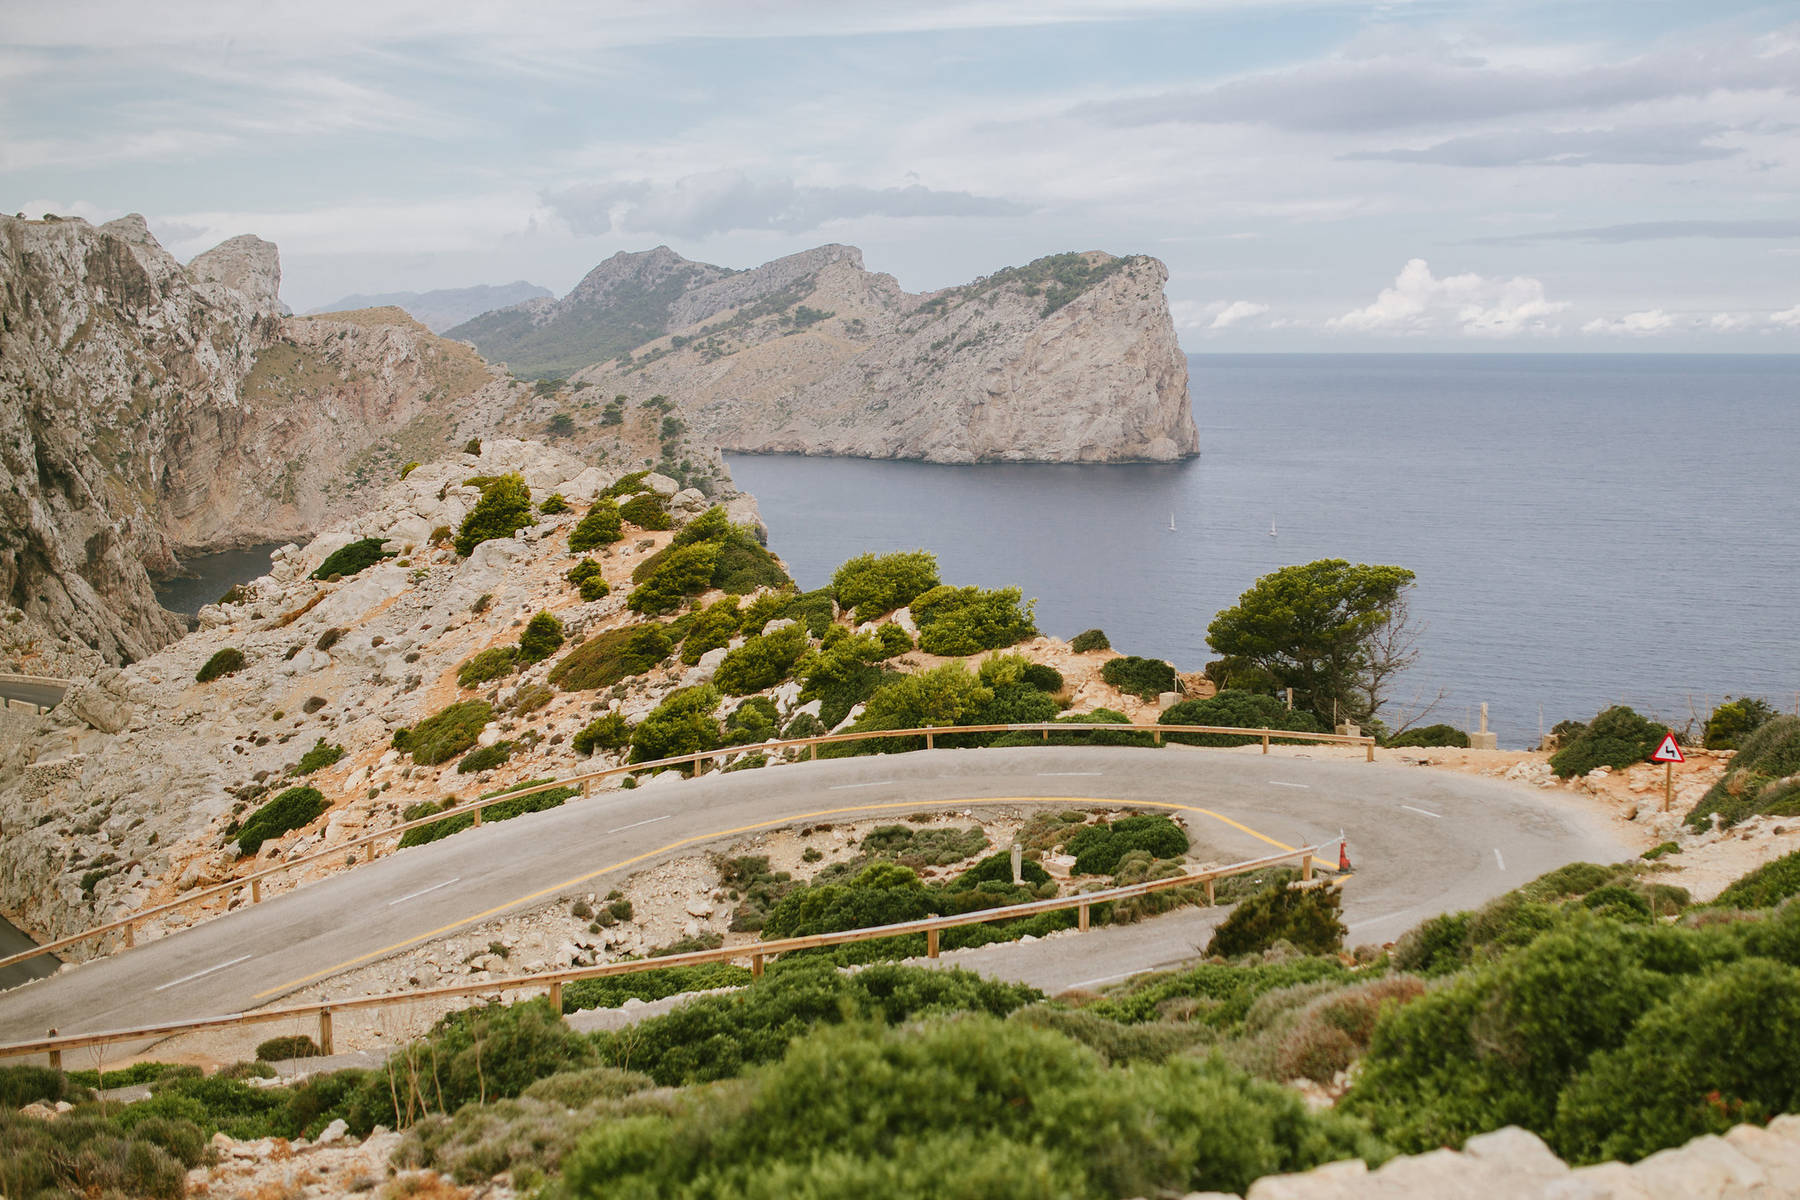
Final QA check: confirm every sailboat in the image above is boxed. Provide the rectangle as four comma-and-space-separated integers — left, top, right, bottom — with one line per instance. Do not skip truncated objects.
1268, 518, 1278, 538
1168, 512, 1176, 532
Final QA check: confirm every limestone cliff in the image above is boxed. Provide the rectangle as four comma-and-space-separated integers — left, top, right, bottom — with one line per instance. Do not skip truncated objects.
524, 246, 1197, 463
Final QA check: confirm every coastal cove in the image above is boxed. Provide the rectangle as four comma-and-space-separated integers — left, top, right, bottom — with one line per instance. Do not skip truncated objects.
729, 353, 1800, 747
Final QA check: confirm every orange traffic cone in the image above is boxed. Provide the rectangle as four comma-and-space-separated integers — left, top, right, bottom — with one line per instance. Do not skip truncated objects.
1338, 840, 1352, 872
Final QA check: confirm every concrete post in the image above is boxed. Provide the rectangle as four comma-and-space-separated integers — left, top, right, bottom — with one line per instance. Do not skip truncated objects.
1010, 844, 1023, 885
1470, 701, 1498, 750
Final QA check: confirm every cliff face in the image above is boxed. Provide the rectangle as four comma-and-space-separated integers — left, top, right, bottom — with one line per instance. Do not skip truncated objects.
545, 247, 1198, 463
0, 215, 518, 665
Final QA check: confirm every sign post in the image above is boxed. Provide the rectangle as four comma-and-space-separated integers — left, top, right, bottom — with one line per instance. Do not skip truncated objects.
1650, 732, 1685, 812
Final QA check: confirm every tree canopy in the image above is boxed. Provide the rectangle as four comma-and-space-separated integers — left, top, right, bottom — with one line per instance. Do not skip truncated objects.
1205, 559, 1417, 728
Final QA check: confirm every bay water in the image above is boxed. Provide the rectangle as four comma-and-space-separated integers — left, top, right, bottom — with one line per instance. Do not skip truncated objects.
729, 354, 1800, 748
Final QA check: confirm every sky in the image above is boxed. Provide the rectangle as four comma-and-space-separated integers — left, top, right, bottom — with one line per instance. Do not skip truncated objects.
5, 0, 1798, 350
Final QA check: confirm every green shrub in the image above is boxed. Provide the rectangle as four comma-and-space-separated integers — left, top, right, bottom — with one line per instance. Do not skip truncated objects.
195, 647, 245, 682
386, 999, 594, 1119
0, 1064, 92, 1108
1687, 716, 1800, 829
1065, 815, 1188, 875
1549, 705, 1665, 778
1391, 911, 1475, 976
458, 644, 519, 687
629, 686, 721, 768
724, 695, 780, 745
1101, 655, 1176, 700
1070, 628, 1111, 653
798, 630, 889, 727
568, 500, 624, 552
521, 1065, 655, 1106
1387, 723, 1471, 748
1705, 696, 1780, 751
539, 492, 570, 514
456, 741, 513, 774
992, 707, 1156, 748
309, 536, 394, 581
404, 700, 493, 765
567, 558, 603, 587
1207, 883, 1347, 958
563, 965, 752, 1013
602, 469, 651, 499
1086, 957, 1351, 1028
292, 738, 344, 775
627, 541, 718, 614
1163, 690, 1325, 746
256, 1035, 322, 1061
577, 574, 610, 601
572, 713, 632, 756
550, 624, 672, 690
400, 460, 421, 479
454, 473, 534, 556
876, 622, 914, 655
1713, 849, 1800, 909
679, 597, 742, 664
464, 438, 482, 455
949, 850, 1052, 891
237, 786, 326, 855
714, 622, 809, 695
1022, 662, 1063, 693
910, 584, 1037, 656
619, 491, 671, 530
518, 610, 565, 663
831, 551, 941, 623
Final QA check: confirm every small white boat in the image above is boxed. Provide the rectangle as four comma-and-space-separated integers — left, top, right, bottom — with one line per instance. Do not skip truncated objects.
1168, 512, 1176, 532
1269, 519, 1278, 538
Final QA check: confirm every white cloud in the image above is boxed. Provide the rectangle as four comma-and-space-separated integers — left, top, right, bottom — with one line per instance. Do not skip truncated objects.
1328, 258, 1568, 336
1771, 304, 1800, 328
1581, 309, 1674, 335
1208, 300, 1270, 329
1708, 312, 1757, 331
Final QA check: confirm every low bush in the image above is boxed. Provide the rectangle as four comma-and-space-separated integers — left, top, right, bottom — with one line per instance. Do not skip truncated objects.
316, 626, 345, 651
310, 537, 394, 581
724, 695, 780, 745
798, 629, 889, 727
292, 738, 344, 775
458, 644, 519, 687
401, 700, 493, 765
602, 469, 651, 499
0, 1064, 92, 1108
517, 610, 565, 663
236, 786, 326, 855
256, 1035, 322, 1062
195, 647, 245, 682
1207, 883, 1347, 958
679, 597, 742, 663
831, 550, 941, 623
1387, 723, 1471, 748
572, 712, 632, 756
563, 965, 753, 1014
1065, 814, 1188, 875
910, 584, 1037, 656
1101, 655, 1177, 700
0, 1108, 191, 1199
1163, 691, 1325, 746
568, 500, 624, 552
456, 741, 513, 774
1712, 848, 1800, 909
713, 622, 809, 695
628, 685, 721, 769
1705, 696, 1781, 751
1549, 705, 1665, 778
627, 542, 717, 614
876, 621, 914, 655
538, 492, 570, 514
1022, 662, 1064, 693
619, 491, 671, 530
550, 624, 672, 690
387, 999, 595, 1119
1070, 627, 1111, 652
1686, 716, 1800, 830
454, 473, 534, 556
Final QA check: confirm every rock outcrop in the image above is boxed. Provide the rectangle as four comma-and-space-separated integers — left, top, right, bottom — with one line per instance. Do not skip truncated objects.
455, 245, 1198, 464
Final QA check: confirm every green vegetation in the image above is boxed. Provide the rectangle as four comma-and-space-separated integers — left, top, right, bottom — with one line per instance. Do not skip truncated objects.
619, 491, 671, 530
457, 741, 513, 774
458, 644, 520, 688
539, 492, 571, 514
990, 707, 1157, 748
1705, 696, 1780, 750
256, 1035, 321, 1062
602, 469, 652, 499
724, 696, 780, 745
1100, 655, 1176, 700
567, 558, 611, 603
1712, 848, 1800, 910
563, 965, 751, 1014
399, 780, 580, 848
1549, 705, 1666, 778
569, 500, 623, 553
291, 738, 345, 775
1207, 883, 1347, 958
518, 610, 566, 663
572, 713, 632, 756
626, 542, 717, 614
309, 536, 394, 581
909, 584, 1037, 655
630, 507, 789, 602
550, 624, 672, 690
629, 685, 722, 769
1070, 627, 1110, 652
195, 646, 245, 683
455, 473, 534, 556
0, 1107, 197, 1199
1065, 815, 1188, 874
1205, 559, 1418, 728
679, 597, 742, 664
397, 699, 493, 765
831, 550, 941, 623
1386, 723, 1471, 748
1162, 690, 1326, 746
713, 623, 809, 694
1687, 716, 1800, 829
236, 786, 326, 855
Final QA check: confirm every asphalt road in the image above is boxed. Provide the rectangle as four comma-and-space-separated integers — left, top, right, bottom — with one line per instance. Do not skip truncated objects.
0, 676, 67, 711
0, 745, 1630, 1050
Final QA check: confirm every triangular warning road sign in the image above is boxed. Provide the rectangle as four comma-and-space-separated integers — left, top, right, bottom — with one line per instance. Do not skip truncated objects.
1651, 733, 1685, 764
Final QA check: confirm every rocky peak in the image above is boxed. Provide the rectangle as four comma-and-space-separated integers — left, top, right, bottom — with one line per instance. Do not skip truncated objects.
565, 245, 728, 307
189, 234, 284, 314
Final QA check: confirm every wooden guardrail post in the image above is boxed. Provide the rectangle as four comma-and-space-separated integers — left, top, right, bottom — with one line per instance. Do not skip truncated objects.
548, 980, 562, 1013
809, 743, 818, 760
1204, 879, 1215, 906
1154, 727, 1162, 745
251, 878, 261, 904
1366, 739, 1375, 763
318, 1009, 333, 1056
1261, 732, 1271, 754
472, 806, 482, 827
1078, 903, 1090, 932
1042, 727, 1049, 742
925, 729, 935, 750
751, 953, 764, 977
581, 778, 591, 797
926, 929, 940, 958
123, 921, 134, 949
1302, 853, 1314, 882
46, 1030, 59, 1071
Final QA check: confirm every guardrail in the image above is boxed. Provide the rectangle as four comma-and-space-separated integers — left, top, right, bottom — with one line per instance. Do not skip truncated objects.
0, 841, 1331, 1066
0, 720, 1372, 973
0, 671, 68, 715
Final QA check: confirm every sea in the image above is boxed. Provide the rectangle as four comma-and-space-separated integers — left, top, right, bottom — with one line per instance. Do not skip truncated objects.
728, 354, 1800, 749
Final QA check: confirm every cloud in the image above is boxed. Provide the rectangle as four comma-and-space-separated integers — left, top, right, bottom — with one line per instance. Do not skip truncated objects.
1208, 300, 1269, 329
1581, 309, 1673, 335
1078, 33, 1800, 133
1474, 219, 1800, 245
1342, 124, 1739, 168
545, 171, 1027, 239
1771, 304, 1800, 328
1328, 258, 1567, 336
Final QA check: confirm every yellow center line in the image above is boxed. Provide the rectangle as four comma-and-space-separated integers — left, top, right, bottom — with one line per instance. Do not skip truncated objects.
254, 795, 1296, 999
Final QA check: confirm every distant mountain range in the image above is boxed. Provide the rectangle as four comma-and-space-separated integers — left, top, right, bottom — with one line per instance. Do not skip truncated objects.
308, 281, 551, 332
